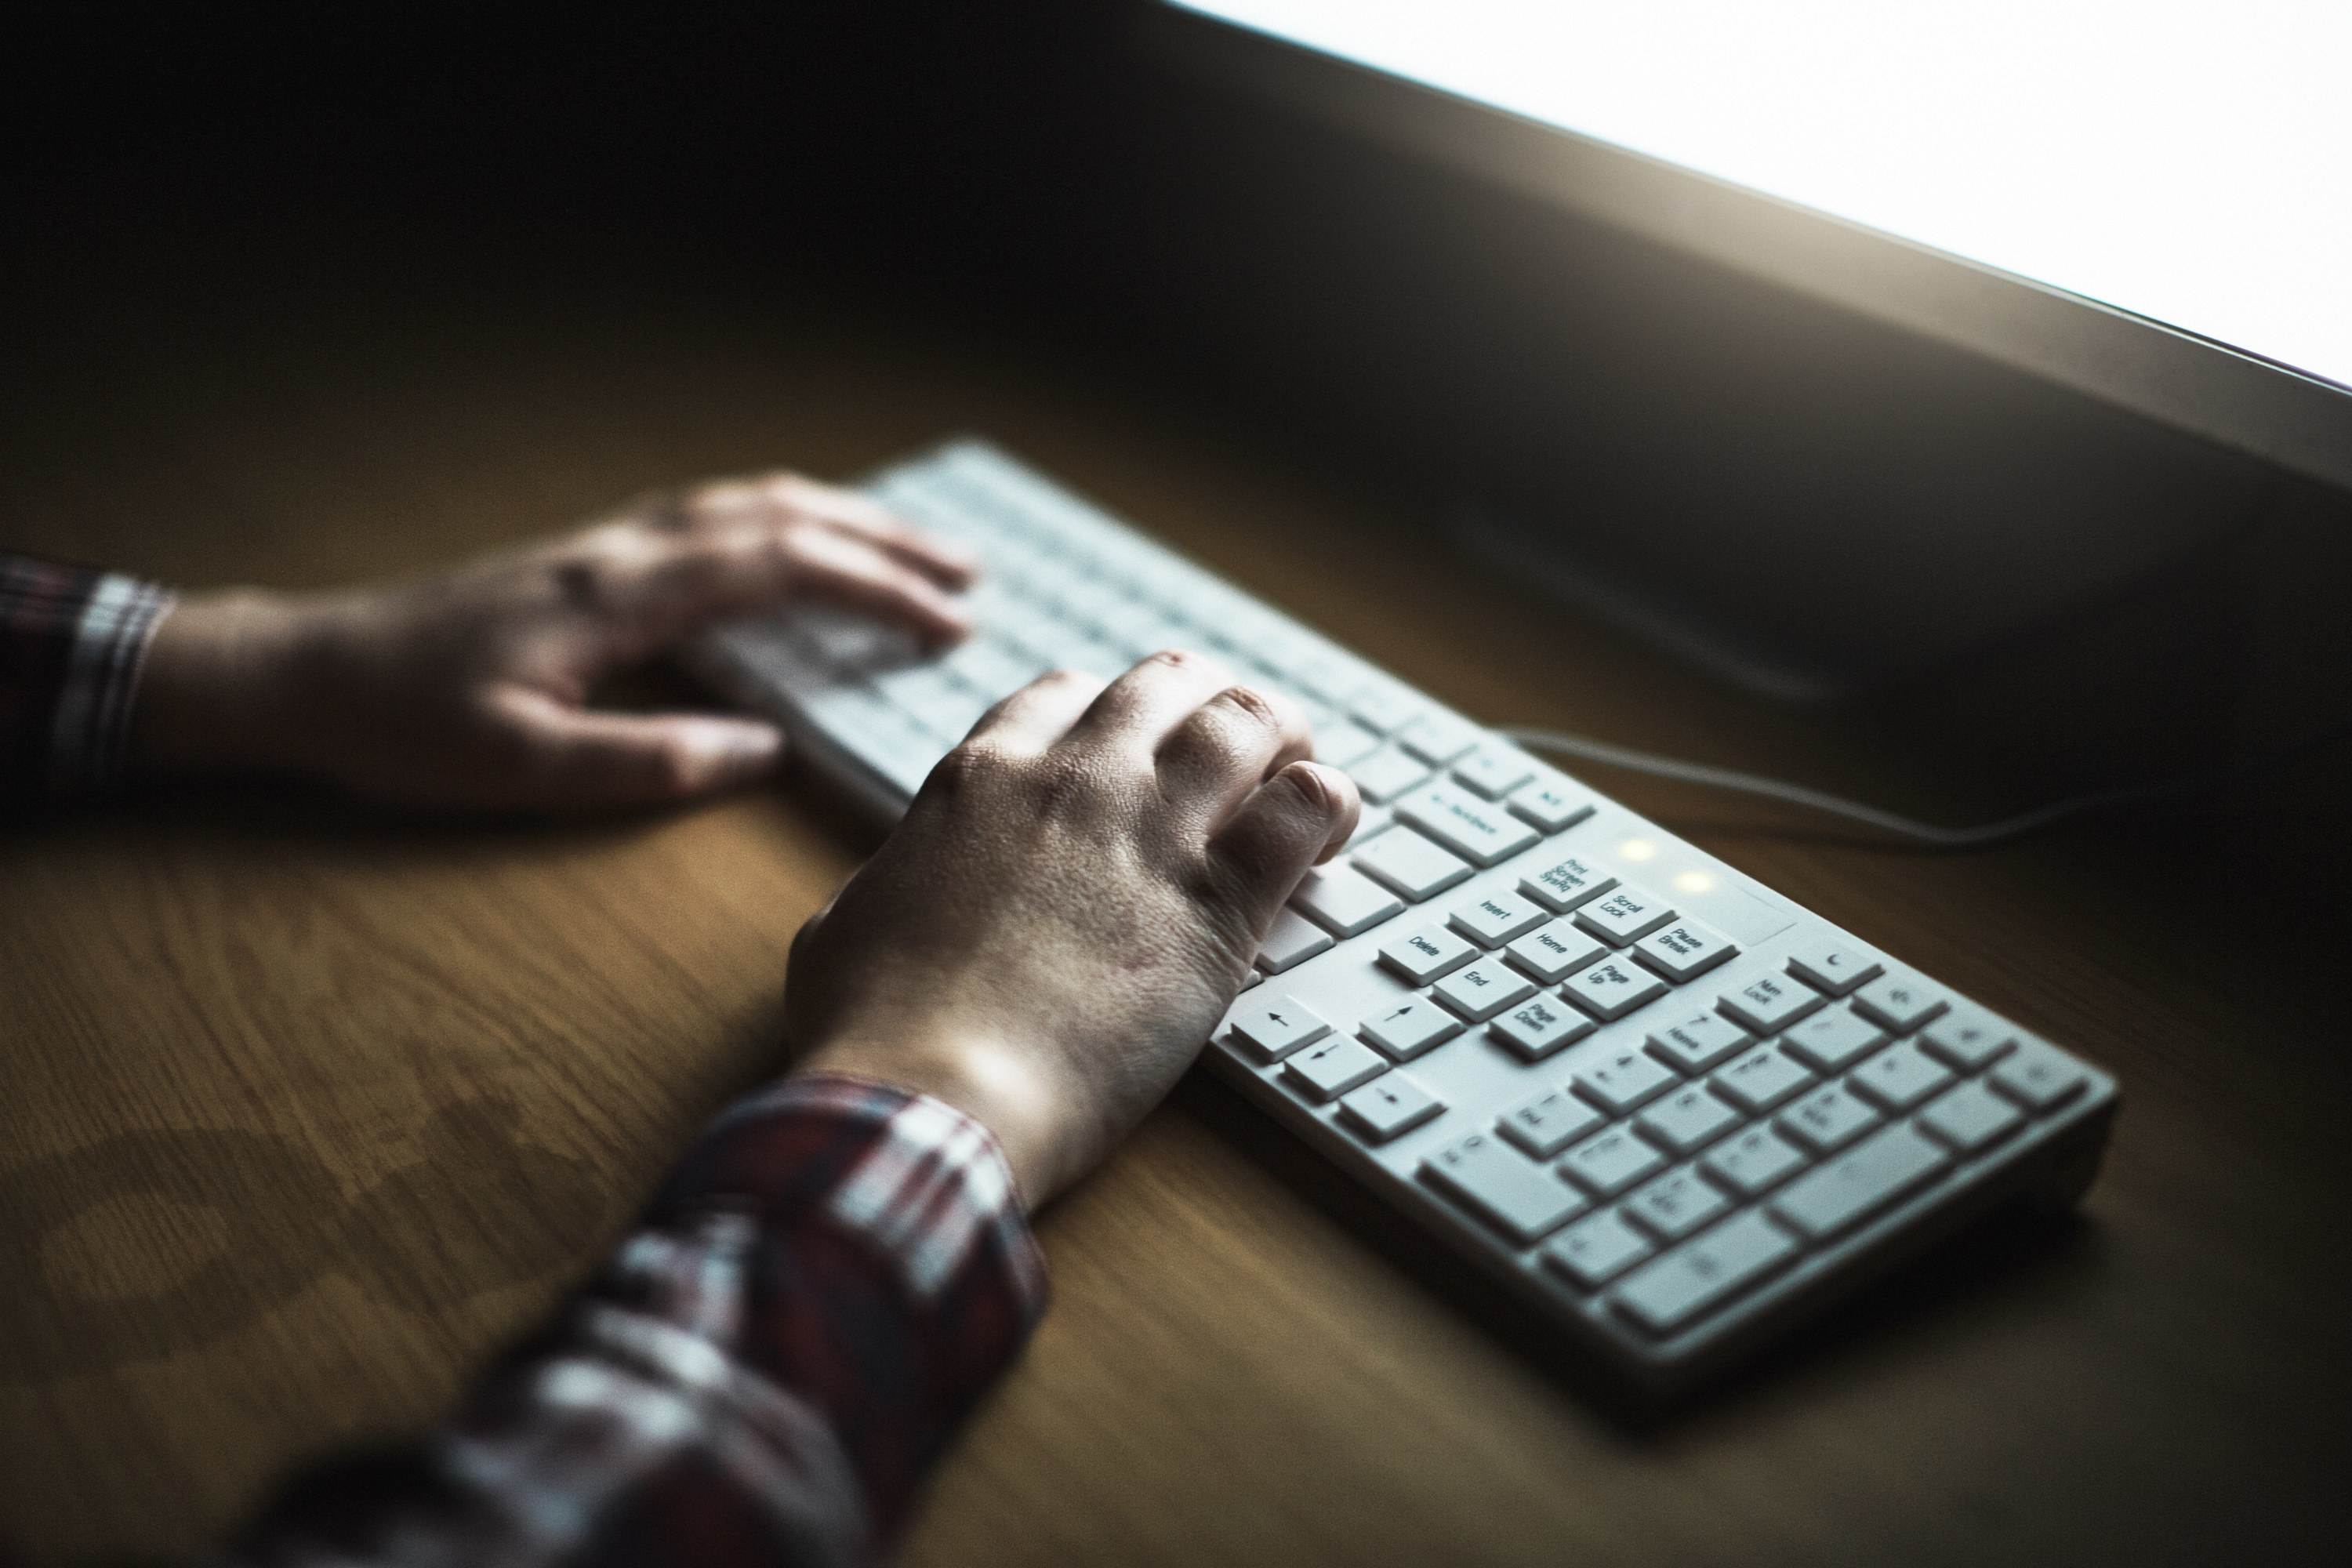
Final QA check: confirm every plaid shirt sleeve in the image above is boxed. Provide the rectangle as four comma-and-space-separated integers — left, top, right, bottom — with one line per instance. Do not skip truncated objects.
223, 1075, 1049, 1567
0, 554, 177, 804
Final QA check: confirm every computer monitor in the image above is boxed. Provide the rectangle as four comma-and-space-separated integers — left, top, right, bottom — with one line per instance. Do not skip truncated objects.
1144, 2, 2352, 696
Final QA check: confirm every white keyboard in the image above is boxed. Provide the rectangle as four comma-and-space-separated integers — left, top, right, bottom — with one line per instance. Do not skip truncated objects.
689, 437, 2118, 1392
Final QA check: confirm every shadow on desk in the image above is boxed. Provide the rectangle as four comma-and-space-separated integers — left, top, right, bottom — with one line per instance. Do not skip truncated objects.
0, 1092, 604, 1383
0, 777, 811, 1401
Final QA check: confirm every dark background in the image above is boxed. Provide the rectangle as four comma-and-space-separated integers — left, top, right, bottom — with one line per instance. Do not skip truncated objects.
8, 0, 2352, 810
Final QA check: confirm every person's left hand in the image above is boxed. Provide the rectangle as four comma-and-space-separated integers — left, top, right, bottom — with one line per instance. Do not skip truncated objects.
129, 471, 975, 810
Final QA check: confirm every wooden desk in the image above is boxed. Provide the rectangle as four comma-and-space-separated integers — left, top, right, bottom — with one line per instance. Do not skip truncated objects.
4, 256, 2347, 1565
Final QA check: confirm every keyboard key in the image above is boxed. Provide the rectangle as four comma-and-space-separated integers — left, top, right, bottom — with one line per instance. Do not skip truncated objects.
1499, 1090, 1607, 1159
1636, 1085, 1746, 1156
1284, 650, 1360, 704
1339, 1075, 1446, 1142
1488, 995, 1596, 1061
1541, 1210, 1655, 1289
1228, 995, 1334, 1062
1782, 1007, 1891, 1073
1646, 1011, 1753, 1074
1612, 1210, 1802, 1334
1560, 956, 1671, 1022
1519, 855, 1619, 913
1573, 884, 1677, 946
1848, 1041, 1958, 1112
1712, 1044, 1819, 1113
1770, 1123, 1951, 1240
1424, 1133, 1585, 1244
800, 684, 941, 797
1632, 919, 1740, 983
1396, 712, 1483, 766
1254, 906, 1336, 974
1990, 1041, 2090, 1111
1348, 684, 1420, 734
1353, 829, 1475, 902
1572, 1046, 1682, 1115
1716, 969, 1828, 1034
1505, 774, 1595, 834
1349, 745, 1436, 805
1284, 1036, 1390, 1102
1852, 971, 1951, 1033
1622, 1166, 1734, 1242
797, 604, 915, 667
1396, 784, 1543, 867
1340, 805, 1396, 853
939, 634, 1045, 696
1377, 922, 1479, 985
1503, 924, 1610, 983
1288, 863, 1406, 937
1700, 1125, 1813, 1197
1561, 1127, 1670, 1197
1916, 1079, 2027, 1154
1777, 1083, 1884, 1153
1786, 942, 1884, 996
1314, 720, 1384, 771
1452, 747, 1536, 800
1359, 996, 1466, 1061
873, 664, 993, 739
1448, 891, 1549, 948
1918, 1004, 2020, 1072
1432, 961, 1540, 1022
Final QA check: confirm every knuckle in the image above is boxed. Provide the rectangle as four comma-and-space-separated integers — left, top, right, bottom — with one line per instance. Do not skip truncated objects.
551, 554, 617, 612
642, 492, 698, 533
928, 739, 1003, 796
1214, 681, 1285, 732
701, 526, 774, 577
1025, 748, 1114, 818
680, 480, 740, 517
760, 472, 824, 512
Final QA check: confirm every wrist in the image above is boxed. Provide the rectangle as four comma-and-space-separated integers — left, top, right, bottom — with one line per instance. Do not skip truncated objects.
799, 1029, 1075, 1210
127, 588, 321, 779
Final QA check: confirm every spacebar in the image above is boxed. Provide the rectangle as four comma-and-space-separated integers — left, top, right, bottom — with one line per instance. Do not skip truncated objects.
1609, 1210, 1799, 1334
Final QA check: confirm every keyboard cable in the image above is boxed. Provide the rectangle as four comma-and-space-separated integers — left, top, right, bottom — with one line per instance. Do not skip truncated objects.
1498, 710, 2352, 849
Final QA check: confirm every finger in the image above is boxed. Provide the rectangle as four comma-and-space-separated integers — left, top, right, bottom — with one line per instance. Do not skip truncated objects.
492, 688, 784, 806
558, 517, 971, 656
779, 525, 974, 643
1207, 762, 1362, 913
963, 668, 1109, 757
1155, 681, 1317, 835
1061, 649, 1240, 757
753, 473, 979, 589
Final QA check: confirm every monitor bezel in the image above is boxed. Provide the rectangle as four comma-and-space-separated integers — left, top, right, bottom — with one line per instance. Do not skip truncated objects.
1145, 2, 2352, 495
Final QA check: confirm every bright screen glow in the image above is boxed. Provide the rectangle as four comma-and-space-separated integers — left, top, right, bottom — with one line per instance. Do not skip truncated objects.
1177, 1, 2352, 390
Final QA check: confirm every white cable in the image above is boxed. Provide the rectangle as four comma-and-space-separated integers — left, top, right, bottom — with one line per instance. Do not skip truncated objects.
1498, 713, 2352, 849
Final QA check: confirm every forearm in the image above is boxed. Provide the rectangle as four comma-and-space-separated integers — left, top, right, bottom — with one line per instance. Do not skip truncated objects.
126, 586, 319, 778
221, 1074, 1047, 1566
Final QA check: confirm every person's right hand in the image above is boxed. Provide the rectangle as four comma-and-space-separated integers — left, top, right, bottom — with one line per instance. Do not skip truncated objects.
787, 651, 1362, 1207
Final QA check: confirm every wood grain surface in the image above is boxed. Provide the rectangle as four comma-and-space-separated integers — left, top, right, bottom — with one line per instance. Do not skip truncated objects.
3, 249, 2347, 1565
